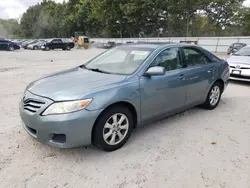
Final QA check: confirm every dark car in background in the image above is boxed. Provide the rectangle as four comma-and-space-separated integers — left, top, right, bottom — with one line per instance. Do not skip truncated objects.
227, 43, 247, 55
0, 39, 20, 51
41, 38, 75, 51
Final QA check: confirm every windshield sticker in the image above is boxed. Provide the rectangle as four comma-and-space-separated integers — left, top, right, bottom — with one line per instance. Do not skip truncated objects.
131, 51, 150, 56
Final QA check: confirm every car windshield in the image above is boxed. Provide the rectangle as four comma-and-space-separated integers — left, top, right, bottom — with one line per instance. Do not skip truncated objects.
30, 40, 38, 44
84, 46, 153, 75
233, 46, 250, 56
46, 39, 53, 42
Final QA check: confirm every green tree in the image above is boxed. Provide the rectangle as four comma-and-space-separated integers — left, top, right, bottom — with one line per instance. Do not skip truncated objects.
15, 0, 248, 38
0, 19, 21, 38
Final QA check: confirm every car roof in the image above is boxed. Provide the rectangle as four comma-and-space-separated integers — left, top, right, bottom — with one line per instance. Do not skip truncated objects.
232, 42, 246, 45
122, 42, 198, 50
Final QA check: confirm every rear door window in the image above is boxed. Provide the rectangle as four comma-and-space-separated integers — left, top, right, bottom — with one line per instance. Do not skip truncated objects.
234, 44, 243, 49
52, 39, 63, 43
182, 47, 211, 67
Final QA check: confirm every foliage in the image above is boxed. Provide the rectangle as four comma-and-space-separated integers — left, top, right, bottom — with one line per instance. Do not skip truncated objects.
2, 0, 250, 38
0, 19, 21, 38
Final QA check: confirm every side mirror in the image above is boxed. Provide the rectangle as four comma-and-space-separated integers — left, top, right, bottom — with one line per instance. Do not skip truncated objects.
232, 48, 237, 52
145, 66, 165, 76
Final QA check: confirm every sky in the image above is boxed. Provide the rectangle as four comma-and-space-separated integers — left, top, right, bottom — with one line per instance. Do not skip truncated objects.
0, 0, 66, 19
0, 0, 250, 19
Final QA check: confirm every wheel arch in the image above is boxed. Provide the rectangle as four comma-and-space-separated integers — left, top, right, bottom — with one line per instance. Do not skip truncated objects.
214, 79, 224, 93
91, 101, 138, 143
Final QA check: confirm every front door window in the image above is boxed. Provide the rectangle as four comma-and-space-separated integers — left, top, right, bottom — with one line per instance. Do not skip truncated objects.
150, 47, 183, 71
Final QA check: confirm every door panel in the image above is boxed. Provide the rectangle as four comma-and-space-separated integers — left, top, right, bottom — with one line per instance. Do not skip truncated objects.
50, 40, 57, 49
0, 41, 8, 50
140, 70, 187, 121
183, 64, 217, 105
181, 47, 217, 106
56, 39, 63, 48
140, 47, 187, 122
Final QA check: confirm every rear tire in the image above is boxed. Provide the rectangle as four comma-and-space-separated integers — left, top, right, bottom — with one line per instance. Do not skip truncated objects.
201, 82, 222, 110
33, 46, 38, 50
8, 46, 14, 51
66, 46, 71, 51
93, 106, 133, 152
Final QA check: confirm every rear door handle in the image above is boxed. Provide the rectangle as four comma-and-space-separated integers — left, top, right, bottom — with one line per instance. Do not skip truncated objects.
207, 68, 215, 73
179, 74, 185, 80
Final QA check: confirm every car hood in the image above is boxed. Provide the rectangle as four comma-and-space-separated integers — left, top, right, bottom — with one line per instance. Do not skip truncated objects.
27, 67, 127, 101
227, 56, 250, 65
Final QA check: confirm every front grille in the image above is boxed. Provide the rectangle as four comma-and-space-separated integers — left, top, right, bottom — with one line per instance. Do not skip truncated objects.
230, 66, 250, 69
23, 99, 45, 113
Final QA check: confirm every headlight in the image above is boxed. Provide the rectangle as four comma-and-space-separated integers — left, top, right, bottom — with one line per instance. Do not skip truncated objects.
42, 99, 92, 115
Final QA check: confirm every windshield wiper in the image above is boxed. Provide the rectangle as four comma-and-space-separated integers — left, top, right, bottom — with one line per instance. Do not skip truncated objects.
79, 65, 110, 74
79, 64, 87, 69
89, 68, 110, 74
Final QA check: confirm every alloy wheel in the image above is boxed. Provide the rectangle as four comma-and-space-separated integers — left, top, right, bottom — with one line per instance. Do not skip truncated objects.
102, 113, 129, 146
209, 86, 220, 106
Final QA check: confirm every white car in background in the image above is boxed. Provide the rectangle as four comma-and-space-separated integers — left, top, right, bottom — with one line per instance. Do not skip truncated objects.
227, 46, 250, 81
27, 40, 46, 50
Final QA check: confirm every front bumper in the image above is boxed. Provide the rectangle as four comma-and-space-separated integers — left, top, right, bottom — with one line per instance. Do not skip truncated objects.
19, 91, 102, 148
27, 46, 34, 49
229, 68, 250, 81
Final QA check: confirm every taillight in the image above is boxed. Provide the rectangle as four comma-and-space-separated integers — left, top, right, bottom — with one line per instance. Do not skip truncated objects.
226, 63, 230, 72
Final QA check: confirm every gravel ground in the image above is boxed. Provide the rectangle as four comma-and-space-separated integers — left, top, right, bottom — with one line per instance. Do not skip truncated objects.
0, 49, 249, 188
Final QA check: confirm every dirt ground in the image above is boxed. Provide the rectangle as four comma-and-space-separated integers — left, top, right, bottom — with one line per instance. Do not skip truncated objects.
0, 48, 249, 188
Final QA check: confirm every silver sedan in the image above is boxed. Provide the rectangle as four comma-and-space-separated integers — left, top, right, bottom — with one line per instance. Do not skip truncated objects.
227, 46, 250, 81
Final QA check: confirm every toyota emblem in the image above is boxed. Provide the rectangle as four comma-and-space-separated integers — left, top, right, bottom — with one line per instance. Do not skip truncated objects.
23, 92, 27, 101
235, 65, 241, 69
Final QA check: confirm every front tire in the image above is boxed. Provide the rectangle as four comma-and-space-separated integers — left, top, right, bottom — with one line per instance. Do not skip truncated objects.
45, 46, 50, 51
33, 46, 38, 50
201, 82, 222, 110
93, 106, 133, 152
